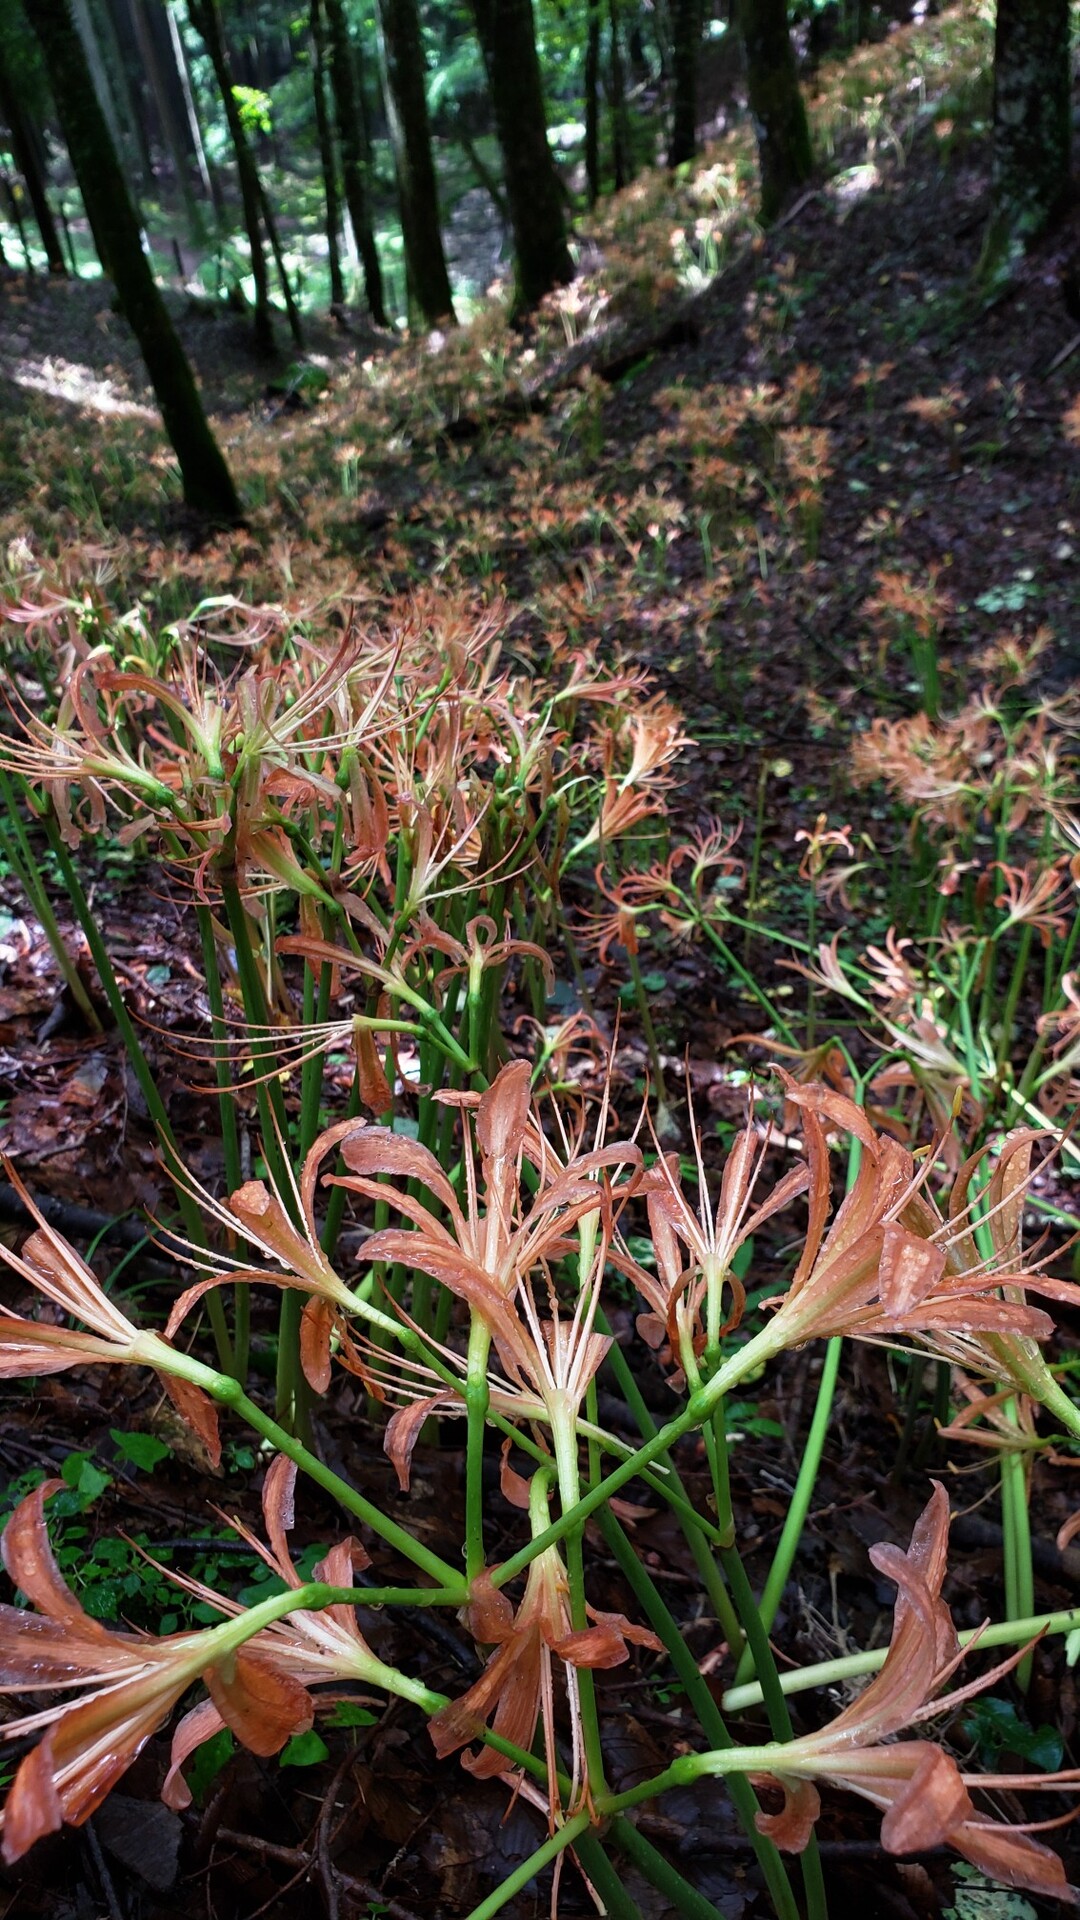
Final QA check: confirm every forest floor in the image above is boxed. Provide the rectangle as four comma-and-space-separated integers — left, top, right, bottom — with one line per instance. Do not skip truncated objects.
2, 9, 1080, 1919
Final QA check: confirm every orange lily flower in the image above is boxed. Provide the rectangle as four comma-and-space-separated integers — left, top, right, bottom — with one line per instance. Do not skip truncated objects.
693, 1485, 1077, 1904
0, 1483, 314, 1861
0, 1163, 220, 1463
756, 1082, 1080, 1377
430, 1470, 660, 1819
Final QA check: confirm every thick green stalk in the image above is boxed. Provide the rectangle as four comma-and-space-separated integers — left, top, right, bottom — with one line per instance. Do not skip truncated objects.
195, 901, 248, 1381
599, 1324, 745, 1654
722, 1602, 1080, 1713
609, 1818, 760, 1920
464, 1316, 492, 1583
1000, 1420, 1035, 1692
0, 775, 102, 1029
461, 1812, 592, 1920
210, 1376, 468, 1593
733, 1338, 841, 1688
552, 1404, 607, 1802
573, 1836, 645, 1920
599, 1507, 800, 1920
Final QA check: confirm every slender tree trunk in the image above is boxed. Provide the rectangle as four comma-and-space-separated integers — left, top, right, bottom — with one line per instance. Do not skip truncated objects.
584, 0, 601, 202
310, 0, 344, 306
188, 0, 274, 353
324, 0, 386, 324
457, 126, 507, 221
74, 0, 152, 189
736, 0, 812, 222
668, 0, 698, 165
468, 0, 572, 311
129, 0, 206, 245
0, 52, 67, 271
983, 0, 1071, 274
27, 0, 241, 519
375, 0, 455, 326
167, 0, 222, 216
608, 0, 631, 189
256, 171, 304, 345
2, 184, 24, 270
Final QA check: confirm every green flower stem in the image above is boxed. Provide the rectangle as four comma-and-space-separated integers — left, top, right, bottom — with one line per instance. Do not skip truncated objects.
573, 1836, 646, 1920
1017, 910, 1080, 1106
599, 1326, 745, 1654
598, 1506, 800, 1920
994, 924, 1033, 1078
195, 900, 248, 1382
608, 1818, 755, 1920
1001, 1421, 1035, 1692
43, 823, 235, 1376
490, 1320, 784, 1589
626, 941, 667, 1103
0, 774, 102, 1029
718, 1546, 829, 1918
701, 1411, 828, 1920
730, 1073, 866, 1694
218, 878, 291, 1155
464, 1316, 492, 1584
551, 1416, 607, 1803
331, 1584, 464, 1608
218, 874, 308, 1433
733, 1338, 842, 1689
319, 1068, 363, 1263
486, 1400, 734, 1554
460, 1811, 593, 1920
193, 1372, 469, 1594
721, 1602, 1080, 1714
299, 936, 335, 1157
695, 918, 797, 1044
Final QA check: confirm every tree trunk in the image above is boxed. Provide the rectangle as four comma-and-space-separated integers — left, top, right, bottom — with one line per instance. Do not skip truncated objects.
0, 50, 67, 271
310, 0, 344, 307
27, 0, 241, 520
128, 0, 206, 245
608, 0, 631, 190
736, 0, 812, 223
983, 0, 1071, 272
668, 0, 698, 166
1, 183, 24, 270
188, 0, 275, 353
73, 0, 151, 189
376, 0, 455, 327
468, 0, 572, 311
256, 170, 304, 345
167, 0, 222, 216
324, 0, 386, 324
584, 0, 601, 202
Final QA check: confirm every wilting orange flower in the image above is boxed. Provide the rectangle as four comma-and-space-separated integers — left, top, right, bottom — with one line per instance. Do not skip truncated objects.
755, 1082, 1080, 1378
159, 1455, 429, 1808
637, 1099, 808, 1377
694, 1485, 1077, 1904
430, 1470, 659, 1819
0, 1482, 313, 1861
336, 1060, 640, 1403
166, 1121, 381, 1393
0, 1162, 220, 1463
993, 858, 1075, 948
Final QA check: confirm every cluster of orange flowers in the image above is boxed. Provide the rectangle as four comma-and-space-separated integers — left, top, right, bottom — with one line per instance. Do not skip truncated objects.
0, 1062, 1078, 1898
